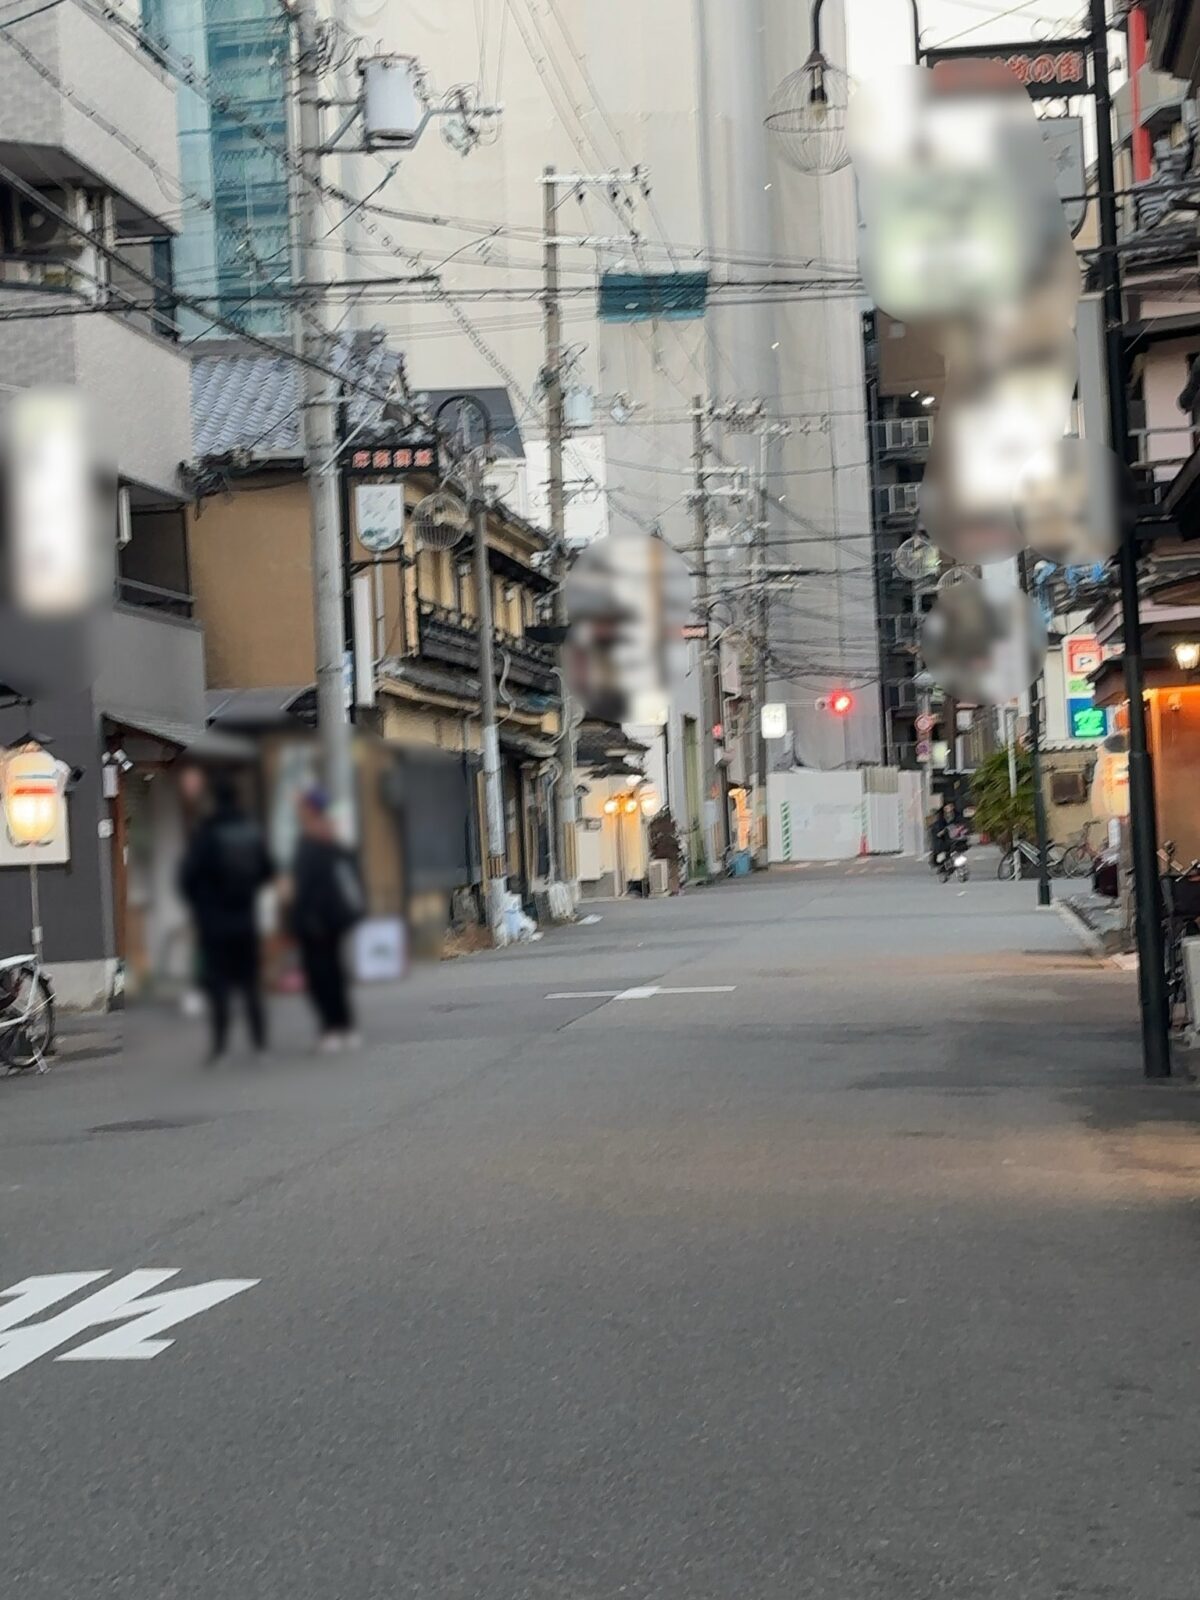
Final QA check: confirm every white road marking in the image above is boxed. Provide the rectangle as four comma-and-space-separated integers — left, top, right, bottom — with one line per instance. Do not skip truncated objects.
0, 1271, 259, 1382
546, 985, 737, 1001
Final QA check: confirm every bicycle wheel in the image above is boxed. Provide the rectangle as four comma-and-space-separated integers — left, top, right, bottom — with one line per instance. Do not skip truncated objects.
1059, 844, 1090, 878
1047, 844, 1068, 878
0, 970, 55, 1071
997, 849, 1017, 881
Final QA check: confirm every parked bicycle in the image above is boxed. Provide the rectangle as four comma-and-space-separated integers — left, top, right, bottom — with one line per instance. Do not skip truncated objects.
996, 837, 1067, 881
0, 951, 55, 1073
1159, 842, 1200, 1031
1057, 819, 1105, 879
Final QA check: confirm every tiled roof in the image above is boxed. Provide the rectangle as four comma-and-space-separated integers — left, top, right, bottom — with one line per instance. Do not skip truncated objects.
206, 685, 316, 728
190, 342, 527, 472
189, 335, 407, 462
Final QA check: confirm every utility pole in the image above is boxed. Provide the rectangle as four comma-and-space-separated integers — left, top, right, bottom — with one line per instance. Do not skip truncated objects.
1018, 552, 1052, 908
294, 0, 355, 839
691, 396, 722, 876
1090, 0, 1170, 1077
542, 166, 578, 903
471, 460, 510, 945
754, 435, 769, 868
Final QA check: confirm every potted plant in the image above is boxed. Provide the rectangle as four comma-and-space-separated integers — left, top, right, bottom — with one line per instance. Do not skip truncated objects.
971, 747, 1036, 855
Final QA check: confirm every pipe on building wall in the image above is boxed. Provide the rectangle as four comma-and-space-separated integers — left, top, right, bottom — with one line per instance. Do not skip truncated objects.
1128, 5, 1153, 185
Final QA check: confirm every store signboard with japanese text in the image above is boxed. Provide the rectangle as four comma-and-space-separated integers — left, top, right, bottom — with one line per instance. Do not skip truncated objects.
924, 40, 1091, 100
1064, 633, 1108, 741
342, 440, 438, 475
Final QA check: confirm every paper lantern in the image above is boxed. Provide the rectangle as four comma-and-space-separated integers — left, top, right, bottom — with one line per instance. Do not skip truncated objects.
2, 743, 65, 846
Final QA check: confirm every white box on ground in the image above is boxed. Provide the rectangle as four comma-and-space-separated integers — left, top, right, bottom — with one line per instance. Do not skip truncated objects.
353, 916, 407, 983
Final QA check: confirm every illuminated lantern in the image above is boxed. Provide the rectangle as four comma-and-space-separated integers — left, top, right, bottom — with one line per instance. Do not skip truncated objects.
830, 690, 855, 717
1, 742, 65, 847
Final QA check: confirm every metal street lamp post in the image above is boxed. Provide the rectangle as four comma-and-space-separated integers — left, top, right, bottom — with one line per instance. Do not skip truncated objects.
765, 0, 923, 175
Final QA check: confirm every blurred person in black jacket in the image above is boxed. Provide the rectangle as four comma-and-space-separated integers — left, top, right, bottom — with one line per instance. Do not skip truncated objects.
290, 787, 364, 1053
179, 774, 273, 1063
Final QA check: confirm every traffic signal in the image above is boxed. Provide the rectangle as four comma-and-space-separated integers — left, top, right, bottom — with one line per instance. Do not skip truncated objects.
829, 690, 854, 717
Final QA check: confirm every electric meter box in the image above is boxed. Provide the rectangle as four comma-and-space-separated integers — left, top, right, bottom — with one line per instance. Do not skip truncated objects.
361, 56, 423, 148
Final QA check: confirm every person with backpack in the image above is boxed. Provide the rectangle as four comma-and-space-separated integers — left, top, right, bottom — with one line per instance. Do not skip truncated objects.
179, 774, 274, 1064
289, 787, 365, 1052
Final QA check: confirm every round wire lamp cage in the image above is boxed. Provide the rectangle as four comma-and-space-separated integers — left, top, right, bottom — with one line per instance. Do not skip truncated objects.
764, 51, 852, 176
413, 487, 470, 553
893, 534, 940, 583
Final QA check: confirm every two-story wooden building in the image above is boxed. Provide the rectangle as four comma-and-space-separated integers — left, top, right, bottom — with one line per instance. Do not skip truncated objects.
185, 341, 561, 947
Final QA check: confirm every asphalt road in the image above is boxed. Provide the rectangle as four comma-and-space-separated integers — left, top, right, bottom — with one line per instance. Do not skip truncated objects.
4, 858, 1200, 1599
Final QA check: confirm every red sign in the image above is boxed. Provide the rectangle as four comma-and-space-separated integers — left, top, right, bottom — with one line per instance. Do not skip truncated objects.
344, 440, 438, 474
925, 40, 1091, 101
1065, 635, 1102, 680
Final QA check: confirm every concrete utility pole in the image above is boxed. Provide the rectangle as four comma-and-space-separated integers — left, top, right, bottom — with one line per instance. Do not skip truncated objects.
294, 0, 355, 839
754, 461, 770, 869
471, 461, 510, 945
541, 167, 579, 903
1090, 0, 1170, 1077
691, 396, 722, 875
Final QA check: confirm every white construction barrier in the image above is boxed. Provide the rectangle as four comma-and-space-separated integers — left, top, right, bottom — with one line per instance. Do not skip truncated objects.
767, 767, 924, 862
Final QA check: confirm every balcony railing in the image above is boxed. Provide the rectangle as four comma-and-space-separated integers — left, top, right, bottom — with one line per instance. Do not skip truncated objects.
116, 576, 194, 621
417, 601, 559, 697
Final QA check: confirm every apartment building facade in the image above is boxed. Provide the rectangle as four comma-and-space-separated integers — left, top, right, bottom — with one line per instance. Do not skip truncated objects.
0, 0, 203, 1005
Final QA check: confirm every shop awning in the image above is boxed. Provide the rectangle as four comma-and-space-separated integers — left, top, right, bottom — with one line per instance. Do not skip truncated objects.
104, 707, 255, 760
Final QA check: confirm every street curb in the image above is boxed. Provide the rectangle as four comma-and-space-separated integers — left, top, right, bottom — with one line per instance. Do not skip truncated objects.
1053, 898, 1107, 957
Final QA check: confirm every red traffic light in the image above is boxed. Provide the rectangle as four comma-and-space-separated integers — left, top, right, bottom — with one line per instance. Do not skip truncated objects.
829, 690, 854, 717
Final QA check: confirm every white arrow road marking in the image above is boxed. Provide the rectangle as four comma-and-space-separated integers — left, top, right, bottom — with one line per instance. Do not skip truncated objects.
546, 985, 737, 1001
0, 1271, 259, 1382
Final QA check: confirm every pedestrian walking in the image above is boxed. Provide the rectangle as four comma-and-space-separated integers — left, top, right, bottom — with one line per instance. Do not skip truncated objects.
179, 774, 274, 1064
289, 787, 365, 1053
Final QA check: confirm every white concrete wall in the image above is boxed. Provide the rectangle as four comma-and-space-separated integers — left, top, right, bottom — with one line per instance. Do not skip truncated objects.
335, 0, 878, 775
0, 4, 180, 229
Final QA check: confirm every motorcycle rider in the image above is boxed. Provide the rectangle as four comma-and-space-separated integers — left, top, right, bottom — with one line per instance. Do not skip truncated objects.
931, 801, 965, 876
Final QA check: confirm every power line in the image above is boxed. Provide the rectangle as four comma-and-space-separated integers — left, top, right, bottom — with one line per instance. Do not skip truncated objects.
0, 158, 405, 417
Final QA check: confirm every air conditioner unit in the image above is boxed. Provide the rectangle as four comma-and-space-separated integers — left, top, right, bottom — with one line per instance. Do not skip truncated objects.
647, 858, 670, 897
11, 185, 92, 255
